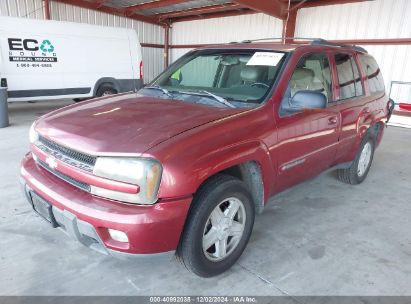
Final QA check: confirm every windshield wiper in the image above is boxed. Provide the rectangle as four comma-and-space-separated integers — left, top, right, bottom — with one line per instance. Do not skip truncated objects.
198, 90, 236, 108
173, 90, 235, 108
144, 85, 173, 98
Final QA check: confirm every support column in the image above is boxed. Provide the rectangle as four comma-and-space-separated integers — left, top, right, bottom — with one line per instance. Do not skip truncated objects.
43, 0, 51, 20
282, 8, 297, 44
0, 87, 9, 128
164, 23, 170, 68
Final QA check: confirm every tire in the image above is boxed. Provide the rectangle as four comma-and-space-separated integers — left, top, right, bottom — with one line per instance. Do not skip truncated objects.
178, 174, 255, 277
96, 84, 117, 97
337, 135, 375, 185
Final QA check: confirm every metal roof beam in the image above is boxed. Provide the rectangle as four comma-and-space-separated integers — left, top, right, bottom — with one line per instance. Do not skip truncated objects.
155, 3, 244, 21
231, 0, 286, 19
53, 0, 160, 24
90, 0, 110, 9
170, 8, 254, 23
125, 0, 188, 16
302, 0, 371, 8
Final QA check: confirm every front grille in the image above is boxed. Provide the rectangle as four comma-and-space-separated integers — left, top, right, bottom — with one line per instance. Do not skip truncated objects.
39, 135, 96, 167
38, 159, 91, 192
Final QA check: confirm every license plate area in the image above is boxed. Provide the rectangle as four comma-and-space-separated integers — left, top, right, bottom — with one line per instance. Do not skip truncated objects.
30, 192, 59, 228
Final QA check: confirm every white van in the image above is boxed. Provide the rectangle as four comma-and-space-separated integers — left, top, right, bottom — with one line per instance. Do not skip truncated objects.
0, 17, 143, 102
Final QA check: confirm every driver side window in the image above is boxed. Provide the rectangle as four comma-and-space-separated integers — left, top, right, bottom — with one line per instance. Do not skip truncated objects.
280, 53, 332, 114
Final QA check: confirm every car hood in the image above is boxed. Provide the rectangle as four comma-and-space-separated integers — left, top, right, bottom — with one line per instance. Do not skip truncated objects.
35, 93, 243, 155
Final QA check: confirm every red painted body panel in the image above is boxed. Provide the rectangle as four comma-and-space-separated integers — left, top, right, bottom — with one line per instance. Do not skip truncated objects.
21, 154, 191, 254
35, 93, 242, 155
20, 43, 390, 255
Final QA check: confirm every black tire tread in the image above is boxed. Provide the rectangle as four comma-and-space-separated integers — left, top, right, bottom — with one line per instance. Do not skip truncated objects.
177, 174, 253, 277
337, 134, 375, 185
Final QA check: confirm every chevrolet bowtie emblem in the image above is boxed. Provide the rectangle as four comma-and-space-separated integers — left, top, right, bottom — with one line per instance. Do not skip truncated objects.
45, 156, 58, 170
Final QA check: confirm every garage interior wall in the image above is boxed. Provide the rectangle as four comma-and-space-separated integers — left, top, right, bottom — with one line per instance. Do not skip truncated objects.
1, 0, 410, 98
169, 0, 410, 101
170, 13, 283, 62
0, 0, 164, 83
297, 0, 411, 101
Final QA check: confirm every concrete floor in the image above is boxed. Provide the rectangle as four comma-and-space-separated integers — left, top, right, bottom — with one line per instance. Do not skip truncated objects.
1, 100, 411, 296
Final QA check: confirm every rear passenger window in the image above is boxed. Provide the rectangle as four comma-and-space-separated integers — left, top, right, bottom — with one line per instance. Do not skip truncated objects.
359, 54, 385, 94
334, 53, 363, 100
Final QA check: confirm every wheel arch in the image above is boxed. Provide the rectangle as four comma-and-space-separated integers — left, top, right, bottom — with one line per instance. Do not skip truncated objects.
93, 77, 120, 96
180, 140, 275, 215
348, 120, 384, 161
205, 161, 265, 214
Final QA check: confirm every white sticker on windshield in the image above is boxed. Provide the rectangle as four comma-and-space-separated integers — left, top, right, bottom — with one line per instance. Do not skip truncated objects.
246, 52, 284, 66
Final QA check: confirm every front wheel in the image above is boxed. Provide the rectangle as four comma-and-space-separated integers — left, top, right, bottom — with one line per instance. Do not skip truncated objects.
337, 135, 375, 184
178, 174, 255, 277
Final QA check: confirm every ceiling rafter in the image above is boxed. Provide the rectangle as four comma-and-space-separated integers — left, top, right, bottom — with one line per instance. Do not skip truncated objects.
301, 0, 371, 8
54, 0, 159, 24
155, 3, 244, 21
170, 8, 254, 23
125, 0, 189, 17
231, 0, 287, 19
91, 0, 110, 9
53, 0, 372, 26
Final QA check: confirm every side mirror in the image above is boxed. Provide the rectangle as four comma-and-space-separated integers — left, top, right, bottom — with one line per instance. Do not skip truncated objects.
291, 90, 327, 110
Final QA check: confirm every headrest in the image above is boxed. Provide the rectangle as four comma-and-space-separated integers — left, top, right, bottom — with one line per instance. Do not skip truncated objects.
241, 66, 264, 82
292, 68, 315, 81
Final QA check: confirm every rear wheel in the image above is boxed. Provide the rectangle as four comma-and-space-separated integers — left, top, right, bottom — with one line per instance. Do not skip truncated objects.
96, 84, 117, 97
337, 135, 375, 184
178, 174, 255, 277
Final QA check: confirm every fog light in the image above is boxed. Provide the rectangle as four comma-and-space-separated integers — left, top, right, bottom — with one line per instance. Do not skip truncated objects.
108, 229, 128, 243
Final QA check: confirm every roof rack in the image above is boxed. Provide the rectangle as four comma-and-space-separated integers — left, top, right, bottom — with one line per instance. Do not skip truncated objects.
239, 37, 316, 43
233, 37, 367, 53
311, 38, 368, 53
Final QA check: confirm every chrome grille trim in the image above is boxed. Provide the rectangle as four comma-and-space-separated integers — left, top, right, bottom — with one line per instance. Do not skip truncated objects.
37, 159, 91, 192
37, 135, 96, 172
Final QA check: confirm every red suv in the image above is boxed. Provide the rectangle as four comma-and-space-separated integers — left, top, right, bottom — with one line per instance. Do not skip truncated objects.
21, 39, 393, 277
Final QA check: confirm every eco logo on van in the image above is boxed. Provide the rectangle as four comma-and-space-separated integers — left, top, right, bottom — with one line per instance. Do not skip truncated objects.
7, 37, 58, 65
40, 40, 55, 53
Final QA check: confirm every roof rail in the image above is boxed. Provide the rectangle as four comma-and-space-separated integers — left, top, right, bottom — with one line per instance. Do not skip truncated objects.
235, 37, 368, 53
311, 38, 368, 53
240, 37, 318, 43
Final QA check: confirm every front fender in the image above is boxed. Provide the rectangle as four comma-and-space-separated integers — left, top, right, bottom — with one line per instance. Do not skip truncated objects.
156, 139, 275, 203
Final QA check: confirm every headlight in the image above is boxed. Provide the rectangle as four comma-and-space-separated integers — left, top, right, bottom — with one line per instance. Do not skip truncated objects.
29, 122, 39, 144
92, 157, 162, 205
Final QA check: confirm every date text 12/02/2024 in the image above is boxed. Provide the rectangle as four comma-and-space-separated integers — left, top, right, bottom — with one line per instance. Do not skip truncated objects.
149, 296, 257, 303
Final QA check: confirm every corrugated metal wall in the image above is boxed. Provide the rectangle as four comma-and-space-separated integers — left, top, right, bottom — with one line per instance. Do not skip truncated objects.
0, 0, 164, 82
1, 0, 410, 95
170, 13, 283, 63
296, 0, 411, 102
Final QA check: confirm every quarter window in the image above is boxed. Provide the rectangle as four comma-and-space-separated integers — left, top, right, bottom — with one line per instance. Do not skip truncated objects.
334, 53, 363, 100
359, 54, 385, 94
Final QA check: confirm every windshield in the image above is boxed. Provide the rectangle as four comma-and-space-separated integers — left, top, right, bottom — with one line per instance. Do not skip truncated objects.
141, 49, 286, 109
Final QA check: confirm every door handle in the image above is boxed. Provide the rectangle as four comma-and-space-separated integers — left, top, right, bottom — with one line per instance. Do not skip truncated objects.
328, 116, 338, 125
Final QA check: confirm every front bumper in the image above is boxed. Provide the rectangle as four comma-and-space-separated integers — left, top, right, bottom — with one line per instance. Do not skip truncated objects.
20, 153, 192, 257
